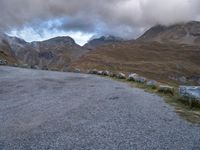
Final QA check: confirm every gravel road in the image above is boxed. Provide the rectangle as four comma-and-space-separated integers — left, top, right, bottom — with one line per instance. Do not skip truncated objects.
0, 66, 200, 150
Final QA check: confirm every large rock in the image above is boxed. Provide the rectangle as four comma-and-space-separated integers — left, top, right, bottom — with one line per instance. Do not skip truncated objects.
128, 73, 138, 81
179, 86, 200, 101
0, 59, 7, 65
97, 71, 104, 75
128, 73, 147, 83
116, 72, 126, 79
102, 70, 110, 76
135, 76, 147, 83
158, 85, 174, 95
147, 80, 158, 88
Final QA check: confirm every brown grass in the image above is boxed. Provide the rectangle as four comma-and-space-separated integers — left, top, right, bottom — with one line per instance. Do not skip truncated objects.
70, 41, 200, 85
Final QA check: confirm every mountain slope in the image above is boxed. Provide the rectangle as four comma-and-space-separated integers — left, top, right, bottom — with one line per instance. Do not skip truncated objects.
0, 35, 89, 70
70, 21, 200, 85
139, 21, 200, 45
29, 36, 88, 70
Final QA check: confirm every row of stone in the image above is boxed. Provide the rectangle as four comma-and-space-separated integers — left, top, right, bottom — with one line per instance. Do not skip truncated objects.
88, 69, 175, 95
87, 69, 200, 104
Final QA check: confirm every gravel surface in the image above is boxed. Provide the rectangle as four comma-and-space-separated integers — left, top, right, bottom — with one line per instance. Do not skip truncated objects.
0, 66, 200, 150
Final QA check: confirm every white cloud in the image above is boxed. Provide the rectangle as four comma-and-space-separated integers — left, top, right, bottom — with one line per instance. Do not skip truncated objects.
1, 0, 200, 40
8, 27, 93, 46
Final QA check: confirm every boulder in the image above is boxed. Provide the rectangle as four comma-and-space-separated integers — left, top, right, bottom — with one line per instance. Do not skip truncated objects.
0, 59, 7, 65
128, 73, 147, 83
102, 70, 110, 76
134, 76, 147, 83
179, 86, 200, 101
97, 71, 104, 75
128, 73, 138, 81
158, 85, 174, 95
147, 80, 158, 88
116, 72, 126, 79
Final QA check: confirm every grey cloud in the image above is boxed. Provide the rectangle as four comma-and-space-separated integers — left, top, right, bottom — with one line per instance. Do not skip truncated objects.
1, 0, 200, 38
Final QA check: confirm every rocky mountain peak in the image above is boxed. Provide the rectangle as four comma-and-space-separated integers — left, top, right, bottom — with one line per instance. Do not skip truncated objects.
84, 35, 124, 49
40, 36, 76, 46
138, 21, 200, 45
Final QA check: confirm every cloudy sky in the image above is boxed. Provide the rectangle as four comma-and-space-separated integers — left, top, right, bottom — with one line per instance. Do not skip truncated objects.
1, 0, 200, 45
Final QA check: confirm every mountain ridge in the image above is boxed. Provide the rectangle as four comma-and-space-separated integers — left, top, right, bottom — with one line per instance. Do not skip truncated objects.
138, 21, 200, 45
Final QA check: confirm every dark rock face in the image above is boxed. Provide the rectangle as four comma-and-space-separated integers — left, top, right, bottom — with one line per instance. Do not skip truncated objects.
38, 51, 54, 59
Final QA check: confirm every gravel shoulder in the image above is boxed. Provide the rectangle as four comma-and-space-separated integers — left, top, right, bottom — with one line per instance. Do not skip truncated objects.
0, 66, 200, 150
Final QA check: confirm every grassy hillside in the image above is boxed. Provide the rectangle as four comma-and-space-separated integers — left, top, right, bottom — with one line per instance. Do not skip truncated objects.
70, 41, 200, 85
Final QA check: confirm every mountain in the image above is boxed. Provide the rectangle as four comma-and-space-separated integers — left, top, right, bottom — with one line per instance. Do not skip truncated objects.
84, 35, 124, 49
139, 21, 200, 45
29, 36, 88, 70
70, 22, 200, 85
0, 35, 88, 70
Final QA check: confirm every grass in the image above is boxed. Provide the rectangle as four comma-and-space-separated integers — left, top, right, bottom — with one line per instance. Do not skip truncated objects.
105, 75, 200, 125
70, 41, 200, 85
